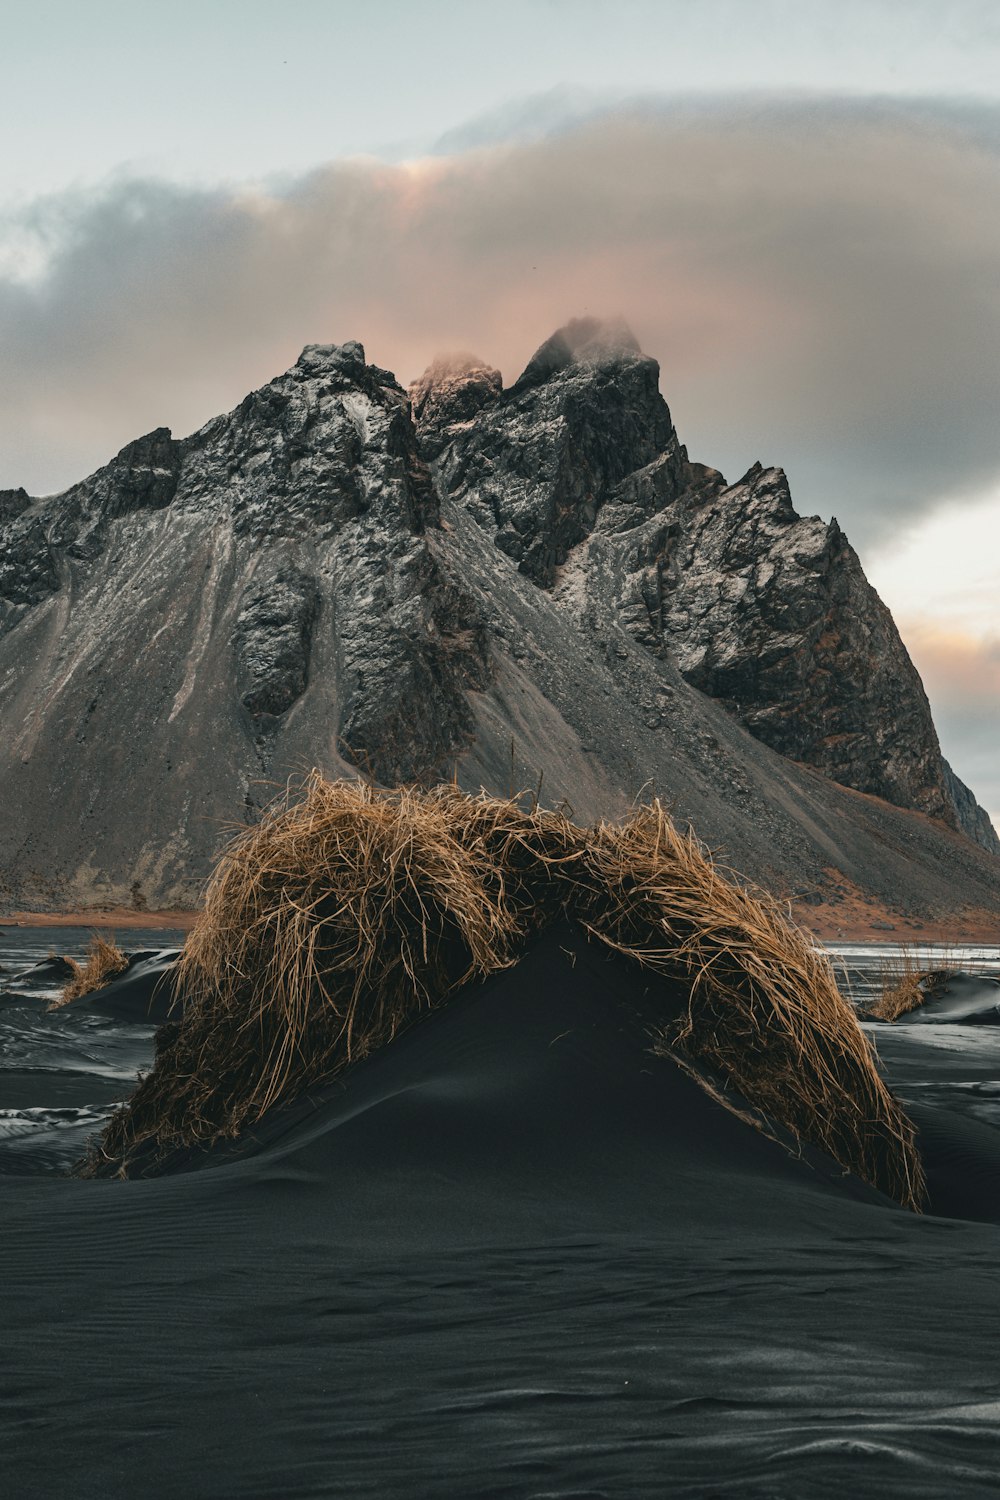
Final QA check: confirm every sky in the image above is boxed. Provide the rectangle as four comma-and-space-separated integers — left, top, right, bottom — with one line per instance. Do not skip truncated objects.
1, 0, 998, 825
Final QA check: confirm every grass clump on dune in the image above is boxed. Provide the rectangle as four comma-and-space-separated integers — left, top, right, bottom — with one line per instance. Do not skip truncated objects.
86, 779, 575, 1168
82, 774, 925, 1209
570, 805, 924, 1208
866, 949, 956, 1022
51, 933, 128, 1009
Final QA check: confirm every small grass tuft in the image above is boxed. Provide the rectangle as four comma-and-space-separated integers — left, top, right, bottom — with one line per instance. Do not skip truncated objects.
866, 947, 957, 1022
52, 933, 128, 1008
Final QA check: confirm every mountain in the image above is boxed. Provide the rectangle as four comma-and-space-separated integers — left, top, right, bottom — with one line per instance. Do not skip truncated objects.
1, 319, 997, 922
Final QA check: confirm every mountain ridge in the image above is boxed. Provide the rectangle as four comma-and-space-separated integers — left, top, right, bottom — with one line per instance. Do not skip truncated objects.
411, 316, 996, 851
0, 320, 997, 919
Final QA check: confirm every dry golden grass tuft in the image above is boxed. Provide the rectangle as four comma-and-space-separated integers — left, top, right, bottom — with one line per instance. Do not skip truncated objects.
51, 933, 128, 1008
572, 805, 924, 1209
86, 778, 576, 1171
82, 774, 925, 1209
865, 948, 957, 1023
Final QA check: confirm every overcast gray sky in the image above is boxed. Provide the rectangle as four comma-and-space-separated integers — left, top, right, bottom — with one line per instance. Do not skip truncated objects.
1, 0, 998, 823
3, 0, 1000, 201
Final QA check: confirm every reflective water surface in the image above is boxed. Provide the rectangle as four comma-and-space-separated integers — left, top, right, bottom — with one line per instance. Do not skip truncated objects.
0, 926, 185, 1173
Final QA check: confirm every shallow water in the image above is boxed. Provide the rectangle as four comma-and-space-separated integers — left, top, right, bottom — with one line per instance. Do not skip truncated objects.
0, 926, 185, 1174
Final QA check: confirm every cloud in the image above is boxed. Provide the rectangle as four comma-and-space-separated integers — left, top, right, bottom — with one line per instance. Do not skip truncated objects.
866, 486, 1000, 639
1, 100, 1000, 557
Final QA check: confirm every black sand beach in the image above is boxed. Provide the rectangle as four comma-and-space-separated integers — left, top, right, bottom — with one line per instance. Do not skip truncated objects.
2, 926, 1000, 1498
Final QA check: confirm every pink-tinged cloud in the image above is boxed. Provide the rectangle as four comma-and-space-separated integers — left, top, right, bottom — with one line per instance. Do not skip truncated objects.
1, 105, 999, 557
902, 625, 1000, 701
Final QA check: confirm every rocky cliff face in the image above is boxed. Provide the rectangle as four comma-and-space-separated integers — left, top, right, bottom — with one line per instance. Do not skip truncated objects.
2, 342, 491, 778
943, 761, 1000, 857
415, 319, 688, 587
576, 462, 960, 829
0, 320, 997, 914
413, 323, 998, 856
649, 465, 957, 824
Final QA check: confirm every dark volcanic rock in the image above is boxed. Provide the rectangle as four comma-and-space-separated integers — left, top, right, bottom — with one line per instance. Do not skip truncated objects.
417, 326, 996, 856
70, 427, 183, 522
409, 354, 503, 461
0, 341, 491, 903
412, 317, 689, 587
0, 487, 31, 524
944, 762, 1000, 856
0, 513, 61, 624
235, 565, 321, 721
613, 463, 999, 853
0, 431, 184, 632
216, 342, 442, 543
597, 461, 982, 839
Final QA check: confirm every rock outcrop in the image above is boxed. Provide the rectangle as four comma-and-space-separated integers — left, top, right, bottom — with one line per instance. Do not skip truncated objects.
0, 320, 996, 914
234, 565, 322, 722
943, 761, 1000, 857
413, 322, 998, 856
582, 462, 962, 830
418, 317, 688, 587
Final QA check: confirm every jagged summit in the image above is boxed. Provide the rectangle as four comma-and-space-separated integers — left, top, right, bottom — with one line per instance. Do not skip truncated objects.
0, 319, 997, 914
295, 340, 368, 374
410, 317, 648, 454
414, 350, 497, 381
409, 353, 503, 459
291, 340, 402, 391
509, 315, 644, 394
0, 487, 31, 522
579, 458, 964, 830
409, 325, 997, 855
413, 317, 679, 586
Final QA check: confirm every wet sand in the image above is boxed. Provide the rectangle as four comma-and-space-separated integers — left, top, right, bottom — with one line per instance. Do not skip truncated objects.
3, 930, 1000, 1496
3, 908, 199, 930
9, 901, 998, 945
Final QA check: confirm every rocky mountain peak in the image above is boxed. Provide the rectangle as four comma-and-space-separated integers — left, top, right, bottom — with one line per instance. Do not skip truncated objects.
415, 319, 685, 587
295, 339, 367, 375
736, 461, 794, 506
705, 464, 816, 553
509, 315, 643, 395
412, 350, 499, 387
415, 318, 998, 856
0, 336, 493, 859
290, 340, 402, 396
0, 487, 31, 524
636, 464, 962, 828
409, 353, 503, 461
73, 427, 183, 522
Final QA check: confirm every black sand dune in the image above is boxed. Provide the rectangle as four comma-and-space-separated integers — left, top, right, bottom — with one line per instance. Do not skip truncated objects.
73, 949, 182, 1025
4, 927, 1000, 1498
903, 974, 1000, 1026
864, 1000, 1000, 1229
